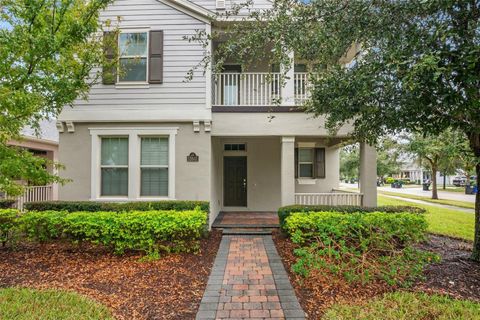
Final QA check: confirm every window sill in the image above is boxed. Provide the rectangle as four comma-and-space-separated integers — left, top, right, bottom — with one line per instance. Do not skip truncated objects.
91, 197, 129, 202
297, 179, 316, 185
91, 197, 174, 202
115, 83, 150, 89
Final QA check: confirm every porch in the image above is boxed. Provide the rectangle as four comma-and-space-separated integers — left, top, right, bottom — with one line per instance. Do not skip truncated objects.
209, 136, 376, 225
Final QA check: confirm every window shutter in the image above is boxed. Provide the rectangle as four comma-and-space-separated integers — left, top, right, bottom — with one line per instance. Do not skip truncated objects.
294, 148, 298, 179
102, 31, 117, 85
149, 30, 164, 84
315, 148, 326, 178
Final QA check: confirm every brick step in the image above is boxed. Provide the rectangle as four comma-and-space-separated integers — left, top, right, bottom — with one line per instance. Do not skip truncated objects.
221, 228, 272, 235
212, 224, 279, 229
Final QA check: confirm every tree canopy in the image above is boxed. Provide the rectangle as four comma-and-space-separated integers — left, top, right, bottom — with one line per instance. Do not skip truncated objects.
0, 0, 113, 195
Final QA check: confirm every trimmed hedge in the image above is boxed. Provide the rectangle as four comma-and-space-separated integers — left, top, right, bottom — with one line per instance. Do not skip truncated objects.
278, 205, 426, 228
0, 200, 15, 209
24, 200, 209, 213
0, 209, 19, 246
284, 211, 436, 286
18, 209, 207, 256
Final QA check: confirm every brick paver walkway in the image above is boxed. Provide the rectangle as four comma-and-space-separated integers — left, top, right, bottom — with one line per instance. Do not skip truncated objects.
196, 235, 305, 320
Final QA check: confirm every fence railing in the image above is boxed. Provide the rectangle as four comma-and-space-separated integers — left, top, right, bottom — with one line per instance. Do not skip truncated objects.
213, 72, 282, 106
294, 192, 364, 206
8, 185, 53, 210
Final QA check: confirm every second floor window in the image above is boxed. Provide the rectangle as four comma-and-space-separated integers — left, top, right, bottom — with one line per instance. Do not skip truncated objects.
119, 32, 148, 82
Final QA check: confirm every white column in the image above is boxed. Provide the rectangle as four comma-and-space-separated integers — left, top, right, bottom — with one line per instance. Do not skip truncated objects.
281, 51, 295, 106
359, 142, 377, 207
281, 136, 295, 206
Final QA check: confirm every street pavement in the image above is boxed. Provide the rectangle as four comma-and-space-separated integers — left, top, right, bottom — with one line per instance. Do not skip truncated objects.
340, 183, 475, 203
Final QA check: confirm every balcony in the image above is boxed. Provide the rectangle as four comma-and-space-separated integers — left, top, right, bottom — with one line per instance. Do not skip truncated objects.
212, 72, 309, 108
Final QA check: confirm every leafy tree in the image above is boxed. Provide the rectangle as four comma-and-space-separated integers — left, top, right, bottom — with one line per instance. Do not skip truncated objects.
208, 0, 480, 259
376, 137, 403, 181
340, 144, 359, 182
0, 0, 113, 195
405, 131, 457, 199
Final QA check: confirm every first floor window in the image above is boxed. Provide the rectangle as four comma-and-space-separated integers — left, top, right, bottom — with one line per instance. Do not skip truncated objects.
140, 137, 169, 196
298, 148, 314, 178
101, 137, 129, 196
295, 147, 326, 179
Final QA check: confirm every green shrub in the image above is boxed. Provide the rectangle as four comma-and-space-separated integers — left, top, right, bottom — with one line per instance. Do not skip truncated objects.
0, 200, 15, 209
19, 209, 207, 256
24, 200, 209, 213
284, 211, 437, 286
385, 177, 396, 184
0, 209, 20, 246
278, 205, 426, 228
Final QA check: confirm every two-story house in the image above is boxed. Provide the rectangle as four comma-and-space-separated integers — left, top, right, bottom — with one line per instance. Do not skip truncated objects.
56, 0, 377, 226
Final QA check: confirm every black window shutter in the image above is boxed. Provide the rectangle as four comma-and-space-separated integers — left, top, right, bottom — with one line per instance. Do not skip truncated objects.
102, 31, 117, 85
294, 148, 298, 178
149, 30, 164, 84
315, 148, 326, 178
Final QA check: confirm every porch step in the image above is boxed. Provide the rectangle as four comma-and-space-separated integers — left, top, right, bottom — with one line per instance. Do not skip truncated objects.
222, 228, 272, 235
212, 224, 279, 229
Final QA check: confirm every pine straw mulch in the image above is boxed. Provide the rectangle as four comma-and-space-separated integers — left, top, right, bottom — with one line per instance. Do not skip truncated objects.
0, 230, 222, 320
272, 231, 480, 319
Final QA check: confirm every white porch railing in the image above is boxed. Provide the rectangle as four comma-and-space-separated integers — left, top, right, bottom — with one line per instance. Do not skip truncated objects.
294, 72, 309, 104
213, 72, 281, 106
9, 185, 53, 210
294, 192, 364, 206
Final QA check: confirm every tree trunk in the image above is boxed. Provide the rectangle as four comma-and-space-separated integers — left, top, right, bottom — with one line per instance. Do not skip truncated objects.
472, 162, 480, 261
431, 166, 438, 199
443, 173, 446, 190
469, 132, 480, 261
465, 167, 471, 187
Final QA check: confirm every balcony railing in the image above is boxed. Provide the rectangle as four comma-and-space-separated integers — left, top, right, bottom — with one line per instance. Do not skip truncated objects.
213, 72, 309, 107
294, 72, 309, 105
294, 192, 364, 206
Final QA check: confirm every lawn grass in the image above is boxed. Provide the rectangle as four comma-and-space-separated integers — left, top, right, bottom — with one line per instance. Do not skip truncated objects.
378, 196, 474, 241
0, 288, 113, 320
323, 291, 480, 320
378, 190, 475, 209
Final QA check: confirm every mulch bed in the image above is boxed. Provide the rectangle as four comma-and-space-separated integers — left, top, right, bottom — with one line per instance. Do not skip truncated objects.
416, 234, 480, 301
272, 231, 480, 319
0, 230, 222, 320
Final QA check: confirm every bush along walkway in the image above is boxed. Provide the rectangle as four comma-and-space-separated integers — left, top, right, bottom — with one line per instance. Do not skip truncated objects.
196, 235, 305, 320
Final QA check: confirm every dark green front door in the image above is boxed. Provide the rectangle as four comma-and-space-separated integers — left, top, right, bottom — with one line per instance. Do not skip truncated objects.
224, 156, 247, 207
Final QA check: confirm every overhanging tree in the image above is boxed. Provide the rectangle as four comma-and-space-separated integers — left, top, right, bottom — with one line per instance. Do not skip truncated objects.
207, 0, 480, 260
0, 0, 114, 195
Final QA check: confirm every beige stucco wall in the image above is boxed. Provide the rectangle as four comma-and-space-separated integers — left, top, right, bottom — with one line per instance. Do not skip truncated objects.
212, 113, 353, 137
295, 142, 340, 194
58, 122, 211, 205
211, 137, 281, 212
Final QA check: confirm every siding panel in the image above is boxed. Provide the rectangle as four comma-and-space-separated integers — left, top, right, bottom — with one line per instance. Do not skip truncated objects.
61, 0, 209, 122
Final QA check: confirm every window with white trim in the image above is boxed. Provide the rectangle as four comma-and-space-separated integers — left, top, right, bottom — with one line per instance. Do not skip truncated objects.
101, 137, 129, 196
118, 32, 148, 82
90, 127, 177, 200
298, 148, 314, 178
140, 137, 169, 196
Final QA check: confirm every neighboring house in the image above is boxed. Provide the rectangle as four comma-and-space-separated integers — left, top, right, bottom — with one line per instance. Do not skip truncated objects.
393, 158, 456, 185
57, 0, 378, 226
6, 119, 59, 207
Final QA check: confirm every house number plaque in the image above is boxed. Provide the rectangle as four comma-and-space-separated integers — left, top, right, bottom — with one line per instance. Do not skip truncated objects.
187, 152, 199, 162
